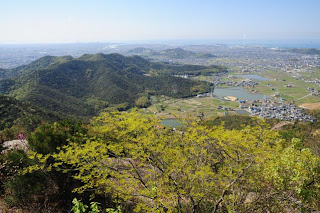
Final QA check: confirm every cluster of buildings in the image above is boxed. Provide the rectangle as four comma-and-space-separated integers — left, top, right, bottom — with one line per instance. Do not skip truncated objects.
240, 100, 315, 122
210, 46, 320, 74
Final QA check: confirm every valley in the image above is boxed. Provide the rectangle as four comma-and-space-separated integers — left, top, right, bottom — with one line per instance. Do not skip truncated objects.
1, 45, 320, 124
1, 43, 320, 213
2, 1, 320, 212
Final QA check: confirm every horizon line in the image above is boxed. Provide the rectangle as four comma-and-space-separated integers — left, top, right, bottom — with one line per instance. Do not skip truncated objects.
1, 38, 320, 45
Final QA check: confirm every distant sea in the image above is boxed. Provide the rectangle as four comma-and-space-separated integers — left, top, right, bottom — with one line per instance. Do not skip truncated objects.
1, 39, 320, 49
216, 39, 320, 49
141, 39, 320, 49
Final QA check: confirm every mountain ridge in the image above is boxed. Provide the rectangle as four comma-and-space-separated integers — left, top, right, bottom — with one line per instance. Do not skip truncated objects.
0, 53, 212, 118
128, 47, 217, 59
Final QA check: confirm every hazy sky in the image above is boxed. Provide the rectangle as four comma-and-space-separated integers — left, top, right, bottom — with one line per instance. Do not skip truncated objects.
1, 0, 320, 43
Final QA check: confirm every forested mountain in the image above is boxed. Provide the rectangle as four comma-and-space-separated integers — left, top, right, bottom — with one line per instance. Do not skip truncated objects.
0, 56, 73, 79
0, 95, 60, 131
127, 47, 155, 55
128, 47, 217, 59
158, 48, 216, 59
157, 48, 196, 58
0, 53, 212, 118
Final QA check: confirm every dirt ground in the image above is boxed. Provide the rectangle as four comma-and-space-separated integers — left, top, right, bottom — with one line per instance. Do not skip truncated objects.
299, 102, 320, 110
0, 199, 23, 213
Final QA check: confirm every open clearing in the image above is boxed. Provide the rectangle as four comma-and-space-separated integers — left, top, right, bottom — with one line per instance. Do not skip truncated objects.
146, 96, 239, 119
299, 102, 320, 110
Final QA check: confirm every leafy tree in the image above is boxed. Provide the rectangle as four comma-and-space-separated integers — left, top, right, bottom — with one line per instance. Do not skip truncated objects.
24, 111, 320, 212
1, 53, 211, 118
264, 138, 320, 211
1, 120, 90, 212
135, 95, 149, 108
28, 120, 87, 154
72, 198, 88, 213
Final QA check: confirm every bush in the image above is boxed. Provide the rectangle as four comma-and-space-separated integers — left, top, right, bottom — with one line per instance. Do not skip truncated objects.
28, 120, 87, 154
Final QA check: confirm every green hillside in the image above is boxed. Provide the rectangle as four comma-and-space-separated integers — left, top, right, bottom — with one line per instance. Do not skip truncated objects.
0, 56, 73, 79
158, 48, 195, 59
0, 53, 211, 118
128, 47, 156, 55
0, 95, 60, 131
128, 47, 217, 59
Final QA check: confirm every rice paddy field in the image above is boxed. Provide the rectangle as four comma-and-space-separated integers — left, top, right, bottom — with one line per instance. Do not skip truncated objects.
147, 68, 320, 117
146, 95, 239, 119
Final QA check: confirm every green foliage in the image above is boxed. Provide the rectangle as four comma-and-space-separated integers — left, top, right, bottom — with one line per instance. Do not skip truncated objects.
0, 149, 49, 210
265, 138, 320, 210
1, 126, 20, 141
0, 120, 92, 212
24, 111, 320, 212
152, 63, 226, 76
0, 150, 25, 193
72, 198, 88, 213
129, 47, 217, 60
135, 95, 149, 108
28, 120, 87, 154
0, 53, 211, 118
71, 198, 104, 213
106, 205, 122, 213
3, 171, 47, 208
278, 116, 320, 155
89, 201, 102, 213
0, 95, 60, 131
206, 115, 269, 130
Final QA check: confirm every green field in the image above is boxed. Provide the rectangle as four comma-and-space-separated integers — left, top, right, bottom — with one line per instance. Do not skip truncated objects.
146, 95, 239, 119
251, 70, 320, 105
147, 68, 320, 117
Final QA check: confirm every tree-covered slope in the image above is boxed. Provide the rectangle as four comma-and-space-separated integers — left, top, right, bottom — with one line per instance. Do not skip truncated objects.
0, 56, 73, 79
0, 95, 60, 131
128, 47, 217, 59
0, 53, 211, 117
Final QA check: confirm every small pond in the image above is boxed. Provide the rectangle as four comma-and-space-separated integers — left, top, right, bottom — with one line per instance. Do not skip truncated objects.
160, 119, 183, 128
213, 87, 269, 101
237, 74, 270, 81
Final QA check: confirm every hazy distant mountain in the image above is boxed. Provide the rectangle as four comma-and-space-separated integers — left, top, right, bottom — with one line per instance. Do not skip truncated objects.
280, 48, 320, 55
128, 47, 216, 59
0, 53, 211, 118
127, 47, 156, 55
158, 48, 195, 59
1, 56, 74, 79
0, 68, 6, 79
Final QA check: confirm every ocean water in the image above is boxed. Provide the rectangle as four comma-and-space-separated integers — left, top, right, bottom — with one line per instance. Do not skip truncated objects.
148, 39, 320, 49
211, 39, 320, 49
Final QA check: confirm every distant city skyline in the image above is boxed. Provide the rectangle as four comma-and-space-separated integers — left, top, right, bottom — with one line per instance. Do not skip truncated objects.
1, 0, 320, 44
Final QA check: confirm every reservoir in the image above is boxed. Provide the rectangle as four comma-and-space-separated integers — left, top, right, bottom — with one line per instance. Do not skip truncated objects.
237, 74, 269, 81
160, 119, 183, 128
213, 87, 268, 100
